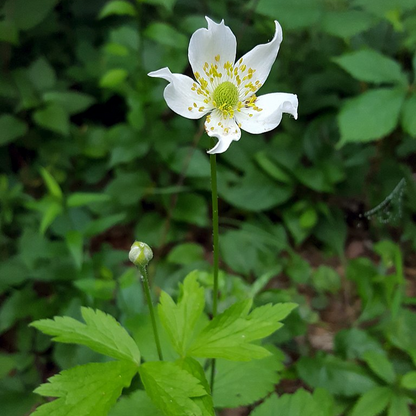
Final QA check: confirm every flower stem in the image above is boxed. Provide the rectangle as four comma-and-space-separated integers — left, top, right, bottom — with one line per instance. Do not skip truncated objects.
138, 265, 163, 361
210, 141, 220, 394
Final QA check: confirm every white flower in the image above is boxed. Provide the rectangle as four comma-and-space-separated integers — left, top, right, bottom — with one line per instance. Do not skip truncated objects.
148, 17, 298, 154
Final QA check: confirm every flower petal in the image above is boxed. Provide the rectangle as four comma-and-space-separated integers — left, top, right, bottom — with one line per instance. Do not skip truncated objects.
205, 111, 241, 154
235, 93, 298, 134
188, 17, 237, 87
148, 67, 211, 119
236, 21, 283, 99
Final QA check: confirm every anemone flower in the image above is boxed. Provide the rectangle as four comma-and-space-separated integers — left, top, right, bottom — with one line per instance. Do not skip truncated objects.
148, 17, 298, 154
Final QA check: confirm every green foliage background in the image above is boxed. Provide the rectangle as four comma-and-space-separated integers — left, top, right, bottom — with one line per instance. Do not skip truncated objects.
1, 0, 416, 414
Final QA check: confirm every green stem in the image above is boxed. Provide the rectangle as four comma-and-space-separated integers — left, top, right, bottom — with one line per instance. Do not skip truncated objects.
139, 265, 163, 361
210, 142, 220, 394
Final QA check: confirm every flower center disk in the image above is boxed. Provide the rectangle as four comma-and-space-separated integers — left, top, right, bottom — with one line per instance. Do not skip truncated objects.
213, 81, 239, 116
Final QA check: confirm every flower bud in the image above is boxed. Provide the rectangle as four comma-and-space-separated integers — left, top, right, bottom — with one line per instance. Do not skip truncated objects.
129, 241, 153, 267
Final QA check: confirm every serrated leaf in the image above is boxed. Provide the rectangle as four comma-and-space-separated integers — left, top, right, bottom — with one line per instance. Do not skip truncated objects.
67, 192, 110, 207
30, 307, 141, 365
99, 1, 137, 18
363, 351, 396, 384
334, 50, 405, 84
213, 346, 284, 408
188, 300, 296, 361
350, 386, 392, 416
139, 361, 208, 416
158, 271, 205, 356
33, 361, 136, 416
338, 88, 406, 144
251, 389, 327, 416
109, 389, 164, 416
0, 114, 27, 146
401, 94, 416, 136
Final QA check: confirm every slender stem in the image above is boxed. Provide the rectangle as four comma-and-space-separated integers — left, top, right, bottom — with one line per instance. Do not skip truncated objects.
139, 265, 163, 361
209, 141, 220, 394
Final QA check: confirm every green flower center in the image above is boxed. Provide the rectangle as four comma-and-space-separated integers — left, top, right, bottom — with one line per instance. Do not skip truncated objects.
213, 81, 239, 113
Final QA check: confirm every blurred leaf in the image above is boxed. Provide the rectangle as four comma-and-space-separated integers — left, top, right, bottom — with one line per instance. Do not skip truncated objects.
349, 387, 392, 416
388, 395, 411, 416
65, 230, 83, 269
99, 1, 137, 18
167, 147, 211, 178
40, 201, 63, 234
43, 91, 95, 115
140, 0, 177, 12
33, 104, 70, 135
401, 94, 416, 136
297, 355, 378, 396
100, 69, 128, 88
362, 351, 396, 384
338, 88, 406, 144
109, 390, 163, 416
144, 22, 187, 49
312, 266, 341, 294
321, 11, 375, 38
74, 279, 116, 300
353, 0, 416, 17
171, 193, 208, 226
84, 213, 126, 237
213, 346, 284, 408
254, 151, 292, 183
401, 371, 416, 389
0, 20, 19, 44
28, 57, 56, 91
0, 114, 27, 146
167, 243, 204, 265
4, 0, 58, 30
67, 192, 110, 208
39, 167, 63, 200
334, 50, 406, 85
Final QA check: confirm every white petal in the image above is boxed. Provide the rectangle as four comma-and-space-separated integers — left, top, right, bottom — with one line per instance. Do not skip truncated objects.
188, 17, 237, 87
236, 21, 283, 99
235, 93, 298, 134
205, 111, 241, 154
148, 67, 211, 119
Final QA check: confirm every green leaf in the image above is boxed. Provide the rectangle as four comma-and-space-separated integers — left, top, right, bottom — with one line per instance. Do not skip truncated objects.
39, 167, 63, 200
5, 0, 58, 30
251, 389, 328, 416
167, 243, 205, 265
353, 0, 416, 17
158, 271, 205, 356
40, 200, 63, 234
33, 361, 137, 416
297, 356, 379, 396
338, 88, 406, 144
109, 390, 164, 416
138, 361, 208, 416
65, 230, 83, 269
30, 307, 141, 365
401, 94, 416, 136
99, 1, 137, 18
213, 346, 284, 408
334, 50, 406, 85
363, 351, 396, 384
0, 114, 27, 146
33, 104, 70, 136
145, 23, 188, 50
401, 371, 416, 389
171, 193, 208, 227
100, 69, 128, 88
28, 57, 57, 91
67, 192, 110, 208
350, 386, 392, 416
312, 266, 341, 294
0, 20, 19, 44
84, 213, 126, 237
321, 11, 375, 39
388, 394, 411, 416
188, 300, 296, 361
43, 91, 95, 115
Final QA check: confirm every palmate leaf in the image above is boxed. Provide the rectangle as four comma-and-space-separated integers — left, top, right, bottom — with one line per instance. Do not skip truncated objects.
158, 271, 205, 356
30, 307, 141, 365
33, 361, 137, 416
139, 360, 213, 416
188, 300, 297, 361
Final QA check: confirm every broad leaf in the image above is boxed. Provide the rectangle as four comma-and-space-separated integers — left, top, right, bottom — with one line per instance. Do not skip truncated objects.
188, 300, 296, 361
0, 114, 27, 146
33, 103, 69, 136
362, 351, 396, 384
109, 390, 164, 416
33, 361, 136, 416
99, 1, 137, 18
334, 50, 405, 85
158, 271, 205, 356
350, 386, 392, 416
338, 88, 406, 144
388, 394, 411, 416
213, 346, 284, 408
139, 361, 210, 416
31, 307, 141, 365
401, 94, 416, 136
